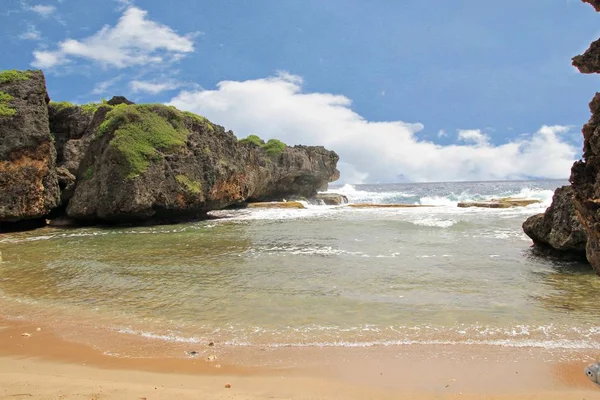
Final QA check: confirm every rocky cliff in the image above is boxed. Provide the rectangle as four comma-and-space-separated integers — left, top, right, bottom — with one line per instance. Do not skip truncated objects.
0, 70, 60, 225
583, 0, 600, 12
567, 0, 600, 273
0, 70, 339, 228
66, 103, 339, 222
523, 186, 587, 257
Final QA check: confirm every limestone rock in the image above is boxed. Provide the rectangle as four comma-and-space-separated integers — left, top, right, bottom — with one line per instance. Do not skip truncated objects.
572, 39, 600, 74
458, 198, 540, 208
310, 193, 349, 205
0, 70, 59, 223
66, 104, 339, 222
247, 201, 306, 209
583, 0, 600, 12
522, 186, 587, 256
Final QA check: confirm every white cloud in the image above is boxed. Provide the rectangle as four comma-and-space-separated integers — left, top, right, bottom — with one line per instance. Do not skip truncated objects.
19, 23, 41, 40
31, 6, 198, 69
115, 0, 134, 10
91, 76, 123, 95
130, 80, 183, 94
457, 129, 489, 146
29, 4, 56, 17
438, 129, 447, 138
169, 73, 578, 184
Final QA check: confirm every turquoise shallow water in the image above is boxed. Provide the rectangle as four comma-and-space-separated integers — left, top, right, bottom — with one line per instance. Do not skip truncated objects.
1, 180, 599, 352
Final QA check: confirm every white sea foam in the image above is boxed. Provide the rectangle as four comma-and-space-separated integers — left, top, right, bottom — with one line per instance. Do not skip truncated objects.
411, 217, 457, 228
325, 184, 555, 209
114, 323, 600, 350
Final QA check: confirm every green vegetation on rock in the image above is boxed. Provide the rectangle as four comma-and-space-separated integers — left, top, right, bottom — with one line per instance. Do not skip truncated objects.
176, 175, 202, 194
239, 135, 286, 156
50, 99, 110, 115
0, 91, 16, 117
0, 70, 31, 84
239, 134, 265, 146
82, 166, 94, 180
100, 104, 189, 179
263, 139, 286, 156
49, 101, 77, 112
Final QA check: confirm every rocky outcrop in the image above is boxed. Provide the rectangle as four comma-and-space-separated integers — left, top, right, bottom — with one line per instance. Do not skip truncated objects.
572, 39, 600, 74
458, 198, 540, 208
523, 186, 587, 256
311, 193, 349, 205
567, 2, 600, 273
66, 104, 339, 222
0, 70, 60, 224
583, 0, 600, 12
0, 70, 340, 227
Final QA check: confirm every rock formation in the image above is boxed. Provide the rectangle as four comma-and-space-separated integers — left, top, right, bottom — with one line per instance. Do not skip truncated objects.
568, 2, 600, 273
0, 70, 340, 229
583, 0, 600, 12
458, 198, 540, 208
523, 186, 587, 257
62, 104, 338, 222
0, 70, 60, 224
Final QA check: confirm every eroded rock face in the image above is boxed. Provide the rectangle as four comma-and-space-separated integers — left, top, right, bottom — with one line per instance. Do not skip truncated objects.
0, 70, 60, 223
583, 0, 600, 12
571, 94, 600, 272
572, 39, 600, 74
568, 1, 600, 273
523, 186, 587, 256
66, 104, 339, 222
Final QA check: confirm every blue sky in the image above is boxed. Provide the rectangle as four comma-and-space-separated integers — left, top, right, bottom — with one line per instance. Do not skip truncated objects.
2, 0, 599, 183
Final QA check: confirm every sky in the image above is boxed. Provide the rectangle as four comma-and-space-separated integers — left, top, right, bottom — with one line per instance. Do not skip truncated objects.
2, 0, 600, 183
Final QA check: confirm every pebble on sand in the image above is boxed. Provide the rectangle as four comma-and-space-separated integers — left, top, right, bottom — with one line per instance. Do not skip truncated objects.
207, 355, 218, 362
21, 333, 31, 337
225, 383, 231, 389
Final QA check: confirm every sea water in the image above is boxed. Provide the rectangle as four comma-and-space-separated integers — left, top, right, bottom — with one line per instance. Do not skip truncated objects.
1, 179, 599, 355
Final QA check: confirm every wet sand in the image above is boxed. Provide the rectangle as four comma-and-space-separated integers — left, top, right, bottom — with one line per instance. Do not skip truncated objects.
2, 317, 600, 399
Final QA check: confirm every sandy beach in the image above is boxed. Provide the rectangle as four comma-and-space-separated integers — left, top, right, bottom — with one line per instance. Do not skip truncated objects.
1, 316, 600, 400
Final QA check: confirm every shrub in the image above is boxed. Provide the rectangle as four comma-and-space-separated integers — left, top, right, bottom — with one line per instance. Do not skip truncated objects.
49, 101, 77, 112
239, 134, 264, 146
262, 139, 286, 156
0, 70, 31, 84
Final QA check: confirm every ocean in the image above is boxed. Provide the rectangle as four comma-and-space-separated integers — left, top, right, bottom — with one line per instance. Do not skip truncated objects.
1, 179, 599, 359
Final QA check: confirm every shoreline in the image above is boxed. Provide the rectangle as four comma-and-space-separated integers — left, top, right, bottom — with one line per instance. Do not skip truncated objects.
2, 316, 600, 399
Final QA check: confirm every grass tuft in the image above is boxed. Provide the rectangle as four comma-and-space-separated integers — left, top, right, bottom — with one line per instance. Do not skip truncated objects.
176, 175, 202, 194
0, 91, 16, 117
0, 70, 31, 84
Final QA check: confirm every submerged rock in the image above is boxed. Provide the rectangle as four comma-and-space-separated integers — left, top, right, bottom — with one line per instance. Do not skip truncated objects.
458, 198, 540, 208
246, 201, 306, 209
522, 186, 587, 256
348, 203, 436, 208
310, 193, 349, 205
0, 70, 60, 224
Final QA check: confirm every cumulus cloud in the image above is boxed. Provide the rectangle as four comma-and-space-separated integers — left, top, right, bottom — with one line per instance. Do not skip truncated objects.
29, 4, 56, 17
169, 73, 579, 184
32, 6, 198, 69
130, 79, 183, 94
457, 129, 489, 146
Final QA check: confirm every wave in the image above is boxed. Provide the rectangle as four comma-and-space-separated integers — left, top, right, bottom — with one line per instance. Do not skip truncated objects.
115, 323, 600, 350
326, 184, 555, 208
